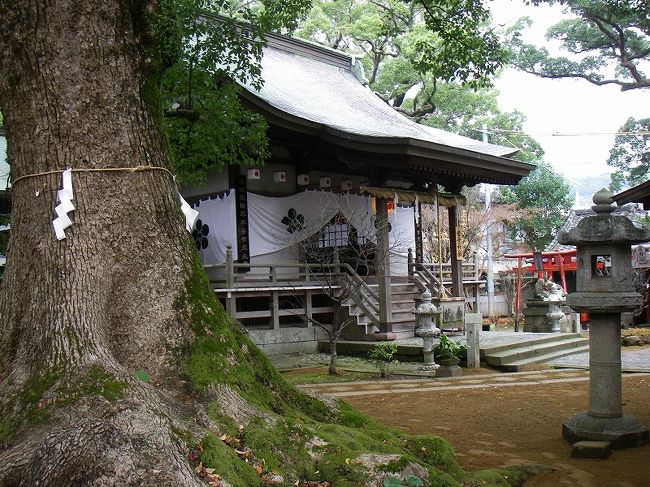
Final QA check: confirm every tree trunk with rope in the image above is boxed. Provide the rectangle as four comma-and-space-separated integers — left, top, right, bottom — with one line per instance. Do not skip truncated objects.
0, 1, 541, 485
0, 1, 295, 484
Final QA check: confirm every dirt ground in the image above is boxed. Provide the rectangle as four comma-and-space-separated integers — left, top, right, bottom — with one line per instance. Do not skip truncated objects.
344, 375, 650, 487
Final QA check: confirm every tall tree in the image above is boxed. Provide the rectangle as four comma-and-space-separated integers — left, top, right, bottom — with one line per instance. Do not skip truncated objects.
607, 117, 650, 192
298, 0, 506, 119
421, 83, 544, 163
0, 1, 533, 486
496, 162, 573, 251
510, 0, 650, 91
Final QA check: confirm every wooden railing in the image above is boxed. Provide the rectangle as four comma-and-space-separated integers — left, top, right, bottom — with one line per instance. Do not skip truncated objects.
205, 246, 381, 328
339, 262, 380, 326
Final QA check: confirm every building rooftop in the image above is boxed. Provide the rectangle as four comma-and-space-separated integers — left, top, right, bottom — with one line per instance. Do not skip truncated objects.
235, 33, 533, 187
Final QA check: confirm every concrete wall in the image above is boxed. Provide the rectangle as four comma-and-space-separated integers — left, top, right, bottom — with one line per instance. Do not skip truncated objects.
478, 293, 510, 317
248, 326, 326, 356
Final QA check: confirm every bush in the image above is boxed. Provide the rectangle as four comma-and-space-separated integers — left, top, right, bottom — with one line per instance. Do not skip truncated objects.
368, 342, 398, 378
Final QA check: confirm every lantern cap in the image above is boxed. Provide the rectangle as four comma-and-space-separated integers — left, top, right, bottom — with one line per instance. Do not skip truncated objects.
558, 190, 650, 245
592, 188, 615, 214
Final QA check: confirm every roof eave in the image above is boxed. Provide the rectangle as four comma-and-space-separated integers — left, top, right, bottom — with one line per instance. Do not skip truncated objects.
239, 89, 534, 186
612, 180, 650, 209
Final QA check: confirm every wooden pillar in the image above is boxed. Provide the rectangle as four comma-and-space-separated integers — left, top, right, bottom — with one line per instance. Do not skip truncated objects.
376, 197, 392, 332
414, 201, 424, 263
447, 204, 463, 297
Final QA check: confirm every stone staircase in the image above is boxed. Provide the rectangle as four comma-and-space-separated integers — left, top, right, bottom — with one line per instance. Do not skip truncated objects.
482, 333, 589, 372
342, 281, 421, 339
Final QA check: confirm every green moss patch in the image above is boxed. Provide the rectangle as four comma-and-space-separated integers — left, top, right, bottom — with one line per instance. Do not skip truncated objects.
178, 255, 333, 422
200, 434, 261, 487
179, 255, 545, 486
0, 364, 128, 444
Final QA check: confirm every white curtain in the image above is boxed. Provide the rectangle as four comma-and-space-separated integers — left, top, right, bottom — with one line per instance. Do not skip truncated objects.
192, 190, 237, 264
390, 204, 416, 256
247, 190, 375, 257
193, 189, 416, 264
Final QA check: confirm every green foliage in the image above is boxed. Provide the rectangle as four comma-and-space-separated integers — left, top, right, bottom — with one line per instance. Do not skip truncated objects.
509, 0, 650, 90
140, 0, 311, 185
421, 83, 544, 163
435, 335, 465, 360
607, 117, 650, 192
298, 0, 506, 121
368, 341, 398, 377
496, 162, 573, 251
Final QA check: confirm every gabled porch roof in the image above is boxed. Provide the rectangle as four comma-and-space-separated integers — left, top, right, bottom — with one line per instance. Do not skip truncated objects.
238, 33, 534, 188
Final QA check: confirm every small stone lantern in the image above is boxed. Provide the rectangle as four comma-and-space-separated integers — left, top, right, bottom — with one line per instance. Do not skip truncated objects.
558, 189, 650, 449
412, 288, 442, 370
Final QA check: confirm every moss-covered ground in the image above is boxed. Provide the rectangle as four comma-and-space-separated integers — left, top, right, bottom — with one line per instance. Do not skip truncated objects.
175, 256, 545, 486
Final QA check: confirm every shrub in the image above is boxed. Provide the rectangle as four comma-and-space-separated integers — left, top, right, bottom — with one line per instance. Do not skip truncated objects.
368, 342, 398, 378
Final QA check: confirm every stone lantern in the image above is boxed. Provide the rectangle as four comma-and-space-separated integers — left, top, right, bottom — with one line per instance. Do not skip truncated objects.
558, 189, 650, 449
412, 288, 442, 370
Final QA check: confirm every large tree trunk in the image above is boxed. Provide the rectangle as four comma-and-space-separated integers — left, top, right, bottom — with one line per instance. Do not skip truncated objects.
0, 3, 543, 486
0, 1, 208, 484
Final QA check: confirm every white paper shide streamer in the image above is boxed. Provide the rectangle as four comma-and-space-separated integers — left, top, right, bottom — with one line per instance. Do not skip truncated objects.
180, 194, 199, 233
52, 168, 75, 240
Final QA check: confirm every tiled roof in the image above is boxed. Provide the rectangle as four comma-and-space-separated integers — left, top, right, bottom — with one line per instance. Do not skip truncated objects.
241, 38, 519, 159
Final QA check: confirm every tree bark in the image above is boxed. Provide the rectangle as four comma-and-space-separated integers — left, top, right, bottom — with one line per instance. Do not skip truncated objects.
328, 338, 338, 375
0, 1, 206, 484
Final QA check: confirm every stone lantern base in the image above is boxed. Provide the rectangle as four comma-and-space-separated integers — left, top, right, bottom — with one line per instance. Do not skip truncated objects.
563, 412, 649, 450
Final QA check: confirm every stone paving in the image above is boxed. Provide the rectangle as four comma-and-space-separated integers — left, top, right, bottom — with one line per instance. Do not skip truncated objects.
550, 346, 650, 372
270, 331, 650, 374
393, 330, 565, 348
297, 369, 618, 398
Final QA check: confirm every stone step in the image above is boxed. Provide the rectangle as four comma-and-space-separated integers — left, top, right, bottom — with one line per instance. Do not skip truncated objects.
481, 333, 583, 357
485, 337, 589, 366
496, 345, 590, 372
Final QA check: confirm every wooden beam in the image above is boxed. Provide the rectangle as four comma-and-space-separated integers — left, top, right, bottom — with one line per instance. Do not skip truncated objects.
375, 197, 392, 332
448, 205, 463, 297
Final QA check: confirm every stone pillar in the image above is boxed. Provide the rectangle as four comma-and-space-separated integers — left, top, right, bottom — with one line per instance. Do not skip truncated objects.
559, 189, 650, 450
376, 197, 392, 332
447, 205, 463, 297
225, 245, 235, 289
587, 314, 622, 418
465, 313, 482, 369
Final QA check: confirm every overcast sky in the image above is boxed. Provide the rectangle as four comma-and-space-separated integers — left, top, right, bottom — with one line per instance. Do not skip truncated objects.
490, 1, 649, 192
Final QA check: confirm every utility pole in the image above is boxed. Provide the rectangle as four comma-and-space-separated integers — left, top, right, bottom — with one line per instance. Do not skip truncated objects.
482, 124, 495, 322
